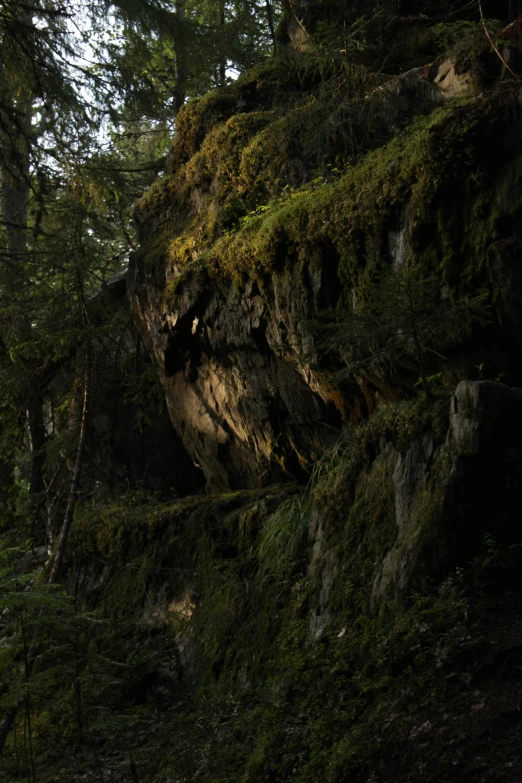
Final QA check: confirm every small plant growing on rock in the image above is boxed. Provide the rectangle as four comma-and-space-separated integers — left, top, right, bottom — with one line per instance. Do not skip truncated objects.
305, 267, 489, 395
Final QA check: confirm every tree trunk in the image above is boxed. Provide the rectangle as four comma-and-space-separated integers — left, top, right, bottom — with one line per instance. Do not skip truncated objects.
48, 366, 89, 583
0, 367, 89, 754
219, 0, 226, 84
0, 3, 34, 510
28, 394, 47, 508
266, 0, 276, 46
173, 0, 188, 117
1, 100, 31, 268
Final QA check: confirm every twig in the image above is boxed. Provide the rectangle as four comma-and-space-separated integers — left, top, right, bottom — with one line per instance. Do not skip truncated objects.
478, 0, 520, 79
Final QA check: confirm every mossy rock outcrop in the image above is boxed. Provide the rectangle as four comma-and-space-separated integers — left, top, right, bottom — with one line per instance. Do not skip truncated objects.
130, 44, 522, 489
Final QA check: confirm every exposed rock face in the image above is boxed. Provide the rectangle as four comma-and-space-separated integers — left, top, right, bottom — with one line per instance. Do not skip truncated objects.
449, 379, 522, 455
306, 380, 522, 617
370, 47, 518, 129
128, 257, 345, 490
130, 36, 522, 492
311, 380, 522, 610
370, 434, 439, 604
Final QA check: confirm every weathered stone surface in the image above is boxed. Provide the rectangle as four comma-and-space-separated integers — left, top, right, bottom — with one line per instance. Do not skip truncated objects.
430, 57, 480, 100
129, 36, 522, 496
449, 380, 522, 455
310, 552, 337, 639
128, 258, 345, 490
370, 38, 521, 134
15, 545, 49, 573
370, 381, 522, 606
370, 435, 441, 607
299, 380, 522, 611
370, 55, 487, 133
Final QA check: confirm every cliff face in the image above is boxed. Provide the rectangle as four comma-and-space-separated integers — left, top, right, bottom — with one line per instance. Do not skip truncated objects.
129, 50, 522, 491
8, 33, 522, 783
128, 246, 344, 490
122, 42, 522, 629
88, 36, 522, 783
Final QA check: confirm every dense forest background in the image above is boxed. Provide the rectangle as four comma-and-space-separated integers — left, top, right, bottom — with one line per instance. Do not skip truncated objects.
2, 0, 522, 780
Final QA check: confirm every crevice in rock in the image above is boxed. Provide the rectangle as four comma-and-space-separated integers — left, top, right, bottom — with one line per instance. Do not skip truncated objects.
164, 307, 207, 378
316, 246, 342, 311
251, 321, 272, 354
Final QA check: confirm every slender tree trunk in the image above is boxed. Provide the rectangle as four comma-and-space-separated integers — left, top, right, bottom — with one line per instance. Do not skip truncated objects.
219, 0, 226, 84
21, 621, 36, 783
1, 90, 32, 356
173, 0, 187, 117
265, 0, 276, 46
1, 100, 31, 269
73, 549, 84, 743
74, 647, 83, 743
0, 74, 33, 510
29, 394, 47, 521
0, 367, 89, 754
48, 367, 89, 583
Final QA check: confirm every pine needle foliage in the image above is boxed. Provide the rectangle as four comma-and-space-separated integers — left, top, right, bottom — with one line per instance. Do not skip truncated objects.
305, 268, 490, 394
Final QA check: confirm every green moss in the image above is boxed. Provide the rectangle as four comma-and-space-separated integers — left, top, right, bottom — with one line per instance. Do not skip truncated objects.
138, 83, 522, 341
15, 388, 522, 783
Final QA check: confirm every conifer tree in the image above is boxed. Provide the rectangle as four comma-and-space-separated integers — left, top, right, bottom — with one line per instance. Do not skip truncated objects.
307, 269, 490, 395
0, 0, 282, 758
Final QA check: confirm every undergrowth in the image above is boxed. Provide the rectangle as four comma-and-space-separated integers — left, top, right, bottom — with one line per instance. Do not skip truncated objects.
4, 390, 522, 781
